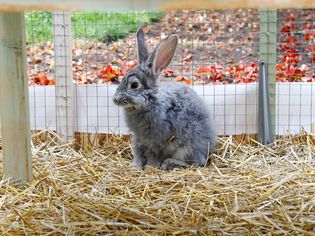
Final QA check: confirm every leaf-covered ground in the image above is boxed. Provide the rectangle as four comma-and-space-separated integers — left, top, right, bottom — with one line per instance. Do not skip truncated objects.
27, 9, 315, 86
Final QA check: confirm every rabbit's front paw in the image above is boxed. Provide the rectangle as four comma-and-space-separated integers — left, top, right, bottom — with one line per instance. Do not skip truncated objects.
160, 158, 187, 170
146, 158, 160, 169
131, 157, 144, 170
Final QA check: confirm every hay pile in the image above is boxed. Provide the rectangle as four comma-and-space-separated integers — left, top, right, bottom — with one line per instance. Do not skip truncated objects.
0, 131, 315, 235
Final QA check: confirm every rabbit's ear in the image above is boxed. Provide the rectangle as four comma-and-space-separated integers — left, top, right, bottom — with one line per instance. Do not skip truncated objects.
136, 28, 149, 64
149, 35, 178, 75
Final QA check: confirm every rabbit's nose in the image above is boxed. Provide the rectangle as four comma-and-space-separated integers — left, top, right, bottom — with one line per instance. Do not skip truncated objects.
113, 95, 119, 104
113, 94, 126, 105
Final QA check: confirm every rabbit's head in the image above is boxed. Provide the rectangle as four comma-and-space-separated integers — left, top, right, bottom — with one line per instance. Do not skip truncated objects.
113, 28, 178, 109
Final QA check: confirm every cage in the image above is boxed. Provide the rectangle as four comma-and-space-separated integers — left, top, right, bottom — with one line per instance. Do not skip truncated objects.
0, 3, 315, 234
21, 9, 315, 141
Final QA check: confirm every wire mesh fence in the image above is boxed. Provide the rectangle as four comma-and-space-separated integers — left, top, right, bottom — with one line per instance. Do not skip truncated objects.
26, 12, 56, 133
276, 9, 315, 135
1, 9, 314, 140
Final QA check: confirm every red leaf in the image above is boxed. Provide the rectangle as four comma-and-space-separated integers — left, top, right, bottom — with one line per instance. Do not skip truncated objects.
164, 68, 176, 77
175, 75, 191, 85
32, 57, 42, 64
197, 66, 211, 74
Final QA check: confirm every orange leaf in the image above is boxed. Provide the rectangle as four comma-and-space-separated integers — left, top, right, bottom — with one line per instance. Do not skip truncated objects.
175, 75, 191, 85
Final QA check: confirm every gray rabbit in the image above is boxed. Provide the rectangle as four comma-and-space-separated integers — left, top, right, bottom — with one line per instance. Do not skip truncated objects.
113, 28, 217, 170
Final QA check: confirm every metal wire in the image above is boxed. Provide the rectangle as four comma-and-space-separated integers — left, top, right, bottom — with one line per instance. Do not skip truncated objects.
17, 9, 315, 138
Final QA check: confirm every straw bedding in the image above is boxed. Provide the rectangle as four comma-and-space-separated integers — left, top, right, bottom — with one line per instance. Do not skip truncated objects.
0, 131, 314, 235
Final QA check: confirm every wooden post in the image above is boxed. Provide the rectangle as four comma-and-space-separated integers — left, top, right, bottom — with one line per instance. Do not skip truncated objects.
53, 11, 74, 141
0, 13, 32, 183
259, 9, 277, 138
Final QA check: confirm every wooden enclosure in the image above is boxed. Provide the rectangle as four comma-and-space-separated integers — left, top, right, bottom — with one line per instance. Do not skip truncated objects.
0, 0, 313, 183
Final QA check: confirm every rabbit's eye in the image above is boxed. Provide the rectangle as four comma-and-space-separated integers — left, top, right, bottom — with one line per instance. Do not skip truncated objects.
130, 82, 139, 89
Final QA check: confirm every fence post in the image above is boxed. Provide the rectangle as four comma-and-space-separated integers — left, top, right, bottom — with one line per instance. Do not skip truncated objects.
0, 13, 32, 183
258, 61, 273, 144
53, 11, 74, 141
259, 9, 277, 140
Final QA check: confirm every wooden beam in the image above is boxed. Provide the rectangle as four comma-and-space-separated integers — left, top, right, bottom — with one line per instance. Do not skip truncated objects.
0, 13, 32, 183
53, 11, 74, 141
163, 0, 315, 9
0, 0, 314, 11
259, 9, 277, 138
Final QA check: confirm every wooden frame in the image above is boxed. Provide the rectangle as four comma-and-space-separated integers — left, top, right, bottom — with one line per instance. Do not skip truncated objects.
0, 13, 32, 183
259, 9, 277, 137
53, 12, 74, 141
0, 0, 314, 11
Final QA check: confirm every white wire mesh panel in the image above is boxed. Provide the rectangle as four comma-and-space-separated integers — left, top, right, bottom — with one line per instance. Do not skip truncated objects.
276, 9, 315, 134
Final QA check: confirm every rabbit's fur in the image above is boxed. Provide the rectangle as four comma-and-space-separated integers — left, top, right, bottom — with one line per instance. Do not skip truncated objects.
113, 28, 217, 170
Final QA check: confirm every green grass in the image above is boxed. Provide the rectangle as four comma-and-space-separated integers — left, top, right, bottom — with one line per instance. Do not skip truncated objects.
25, 11, 53, 43
25, 11, 164, 43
